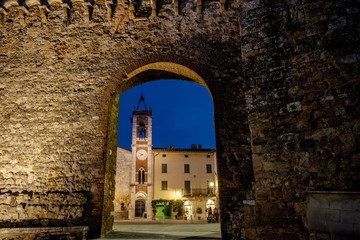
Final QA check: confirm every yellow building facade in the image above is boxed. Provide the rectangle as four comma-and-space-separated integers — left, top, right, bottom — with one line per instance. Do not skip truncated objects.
153, 146, 218, 220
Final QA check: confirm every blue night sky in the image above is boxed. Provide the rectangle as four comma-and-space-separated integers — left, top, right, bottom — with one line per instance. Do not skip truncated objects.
117, 80, 215, 150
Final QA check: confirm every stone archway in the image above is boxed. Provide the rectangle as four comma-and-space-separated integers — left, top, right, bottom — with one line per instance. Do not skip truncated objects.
134, 192, 147, 218
98, 54, 254, 239
100, 54, 223, 236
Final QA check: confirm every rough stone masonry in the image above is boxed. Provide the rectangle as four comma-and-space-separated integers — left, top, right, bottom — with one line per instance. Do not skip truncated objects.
0, 0, 359, 239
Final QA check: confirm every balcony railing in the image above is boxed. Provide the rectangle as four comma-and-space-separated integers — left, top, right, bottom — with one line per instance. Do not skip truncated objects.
182, 188, 215, 197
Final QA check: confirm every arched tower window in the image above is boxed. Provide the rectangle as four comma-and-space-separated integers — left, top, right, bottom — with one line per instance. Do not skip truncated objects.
138, 123, 146, 138
138, 167, 145, 184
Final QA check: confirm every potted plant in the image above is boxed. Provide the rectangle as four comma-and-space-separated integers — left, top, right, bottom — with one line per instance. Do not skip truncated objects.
151, 200, 157, 220
196, 207, 202, 220
177, 207, 183, 219
171, 200, 184, 219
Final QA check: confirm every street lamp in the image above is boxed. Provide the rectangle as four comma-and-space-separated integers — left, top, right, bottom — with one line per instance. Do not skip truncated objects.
209, 182, 214, 195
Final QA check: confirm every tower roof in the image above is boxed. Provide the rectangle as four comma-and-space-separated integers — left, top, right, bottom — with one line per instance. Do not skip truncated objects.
136, 93, 148, 111
133, 86, 152, 116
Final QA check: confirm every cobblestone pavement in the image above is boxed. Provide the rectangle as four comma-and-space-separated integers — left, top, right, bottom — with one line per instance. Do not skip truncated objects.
93, 220, 221, 239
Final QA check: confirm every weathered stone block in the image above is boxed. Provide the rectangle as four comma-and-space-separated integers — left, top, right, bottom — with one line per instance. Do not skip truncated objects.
308, 193, 360, 238
0, 0, 359, 239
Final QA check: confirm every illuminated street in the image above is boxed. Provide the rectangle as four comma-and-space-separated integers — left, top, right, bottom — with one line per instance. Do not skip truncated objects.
95, 221, 221, 239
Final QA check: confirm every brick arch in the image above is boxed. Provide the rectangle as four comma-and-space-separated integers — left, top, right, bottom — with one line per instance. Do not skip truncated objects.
99, 53, 227, 237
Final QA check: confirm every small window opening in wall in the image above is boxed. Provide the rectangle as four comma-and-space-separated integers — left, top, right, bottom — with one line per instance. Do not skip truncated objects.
139, 123, 146, 138
162, 154, 166, 157
138, 168, 145, 184
206, 164, 212, 173
184, 164, 190, 173
185, 154, 188, 158
162, 164, 167, 173
206, 155, 210, 158
161, 181, 168, 190
184, 180, 191, 194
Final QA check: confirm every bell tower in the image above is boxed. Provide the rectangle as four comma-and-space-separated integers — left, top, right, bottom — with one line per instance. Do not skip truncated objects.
129, 91, 153, 219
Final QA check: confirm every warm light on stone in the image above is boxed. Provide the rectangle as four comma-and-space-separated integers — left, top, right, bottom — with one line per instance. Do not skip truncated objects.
0, 0, 358, 239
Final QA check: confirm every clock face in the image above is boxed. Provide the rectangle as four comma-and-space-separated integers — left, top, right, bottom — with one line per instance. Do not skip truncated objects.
136, 149, 148, 160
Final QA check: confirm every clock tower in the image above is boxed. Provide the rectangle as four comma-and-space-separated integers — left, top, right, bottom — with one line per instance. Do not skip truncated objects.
129, 92, 153, 219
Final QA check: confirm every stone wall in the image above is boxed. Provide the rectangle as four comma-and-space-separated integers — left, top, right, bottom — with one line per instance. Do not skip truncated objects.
307, 192, 360, 240
0, 0, 247, 238
0, 226, 88, 240
240, 0, 360, 239
0, 0, 359, 239
113, 147, 131, 219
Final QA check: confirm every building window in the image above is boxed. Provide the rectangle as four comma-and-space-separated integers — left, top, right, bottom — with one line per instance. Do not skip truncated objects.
162, 154, 166, 157
185, 155, 188, 158
138, 168, 145, 184
161, 181, 168, 190
206, 164, 212, 173
206, 155, 210, 158
162, 164, 167, 173
184, 181, 191, 194
184, 164, 190, 173
138, 123, 146, 138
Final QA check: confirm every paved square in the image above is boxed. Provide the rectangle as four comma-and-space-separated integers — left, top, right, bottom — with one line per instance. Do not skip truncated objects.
96, 222, 221, 239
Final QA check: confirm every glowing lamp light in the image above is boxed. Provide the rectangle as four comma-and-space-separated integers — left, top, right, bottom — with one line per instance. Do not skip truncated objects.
209, 182, 214, 187
176, 191, 181, 196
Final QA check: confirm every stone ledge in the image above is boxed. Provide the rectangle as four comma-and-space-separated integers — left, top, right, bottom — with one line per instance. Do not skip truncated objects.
0, 226, 89, 234
306, 191, 360, 195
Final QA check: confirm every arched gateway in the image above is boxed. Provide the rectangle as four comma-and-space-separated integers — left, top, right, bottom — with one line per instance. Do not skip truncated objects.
99, 54, 251, 237
1, 0, 358, 239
